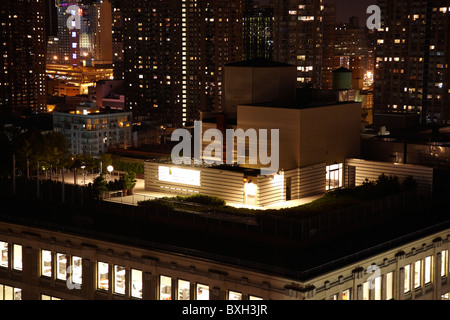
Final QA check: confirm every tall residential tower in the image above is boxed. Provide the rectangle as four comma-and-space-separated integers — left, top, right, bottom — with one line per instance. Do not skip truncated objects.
374, 0, 450, 125
112, 0, 244, 127
0, 0, 47, 113
271, 0, 324, 89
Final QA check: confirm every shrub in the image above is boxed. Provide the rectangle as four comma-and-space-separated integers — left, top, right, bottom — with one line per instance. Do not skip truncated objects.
402, 176, 418, 191
112, 158, 144, 174
375, 173, 401, 197
107, 179, 122, 191
93, 174, 107, 196
137, 198, 174, 214
176, 194, 226, 207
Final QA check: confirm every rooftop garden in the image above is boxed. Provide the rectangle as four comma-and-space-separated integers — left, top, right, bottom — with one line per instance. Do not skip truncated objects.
137, 174, 418, 217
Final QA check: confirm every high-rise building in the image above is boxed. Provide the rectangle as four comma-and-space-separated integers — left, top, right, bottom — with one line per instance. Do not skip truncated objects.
374, 0, 450, 125
51, 1, 107, 67
45, 0, 58, 38
54, 0, 81, 66
182, 0, 244, 122
334, 17, 369, 91
111, 4, 124, 81
111, 0, 182, 127
270, 0, 324, 89
0, 0, 47, 113
243, 7, 274, 60
112, 0, 245, 127
79, 1, 95, 64
322, 1, 335, 90
93, 0, 113, 63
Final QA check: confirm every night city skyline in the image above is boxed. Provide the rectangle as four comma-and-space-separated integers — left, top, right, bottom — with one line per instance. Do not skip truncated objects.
1, 0, 450, 312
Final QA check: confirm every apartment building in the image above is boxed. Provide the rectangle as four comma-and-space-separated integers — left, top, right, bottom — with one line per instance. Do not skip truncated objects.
0, 0, 47, 113
374, 0, 450, 125
53, 107, 132, 155
111, 0, 244, 127
271, 0, 324, 89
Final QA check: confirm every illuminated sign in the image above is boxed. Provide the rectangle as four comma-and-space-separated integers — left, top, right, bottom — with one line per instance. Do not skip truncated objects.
158, 166, 200, 186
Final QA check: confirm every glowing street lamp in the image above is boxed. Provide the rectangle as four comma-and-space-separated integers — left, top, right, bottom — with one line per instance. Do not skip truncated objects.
81, 163, 86, 185
107, 165, 114, 181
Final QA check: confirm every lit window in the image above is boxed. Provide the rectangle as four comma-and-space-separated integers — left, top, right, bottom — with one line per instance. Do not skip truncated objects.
326, 164, 343, 190
386, 272, 394, 300
0, 241, 8, 268
0, 285, 21, 300
41, 250, 52, 277
342, 289, 351, 300
441, 250, 448, 277
363, 282, 369, 300
374, 276, 381, 300
72, 256, 82, 285
404, 264, 411, 293
178, 279, 190, 300
72, 53, 77, 59
13, 244, 22, 271
131, 269, 142, 299
97, 262, 109, 291
56, 253, 67, 281
425, 256, 432, 284
229, 291, 242, 300
160, 275, 172, 300
114, 265, 126, 295
197, 284, 209, 300
41, 294, 61, 300
249, 295, 263, 300
414, 260, 421, 288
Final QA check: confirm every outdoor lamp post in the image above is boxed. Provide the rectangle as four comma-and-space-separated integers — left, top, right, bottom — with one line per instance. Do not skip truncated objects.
107, 165, 114, 181
81, 163, 86, 185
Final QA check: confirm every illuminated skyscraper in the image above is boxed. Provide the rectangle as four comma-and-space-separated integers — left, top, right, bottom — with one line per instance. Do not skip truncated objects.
270, 0, 324, 89
112, 0, 244, 127
333, 17, 369, 91
243, 7, 274, 60
54, 0, 81, 66
0, 0, 47, 113
93, 0, 113, 63
322, 1, 335, 90
374, 0, 450, 125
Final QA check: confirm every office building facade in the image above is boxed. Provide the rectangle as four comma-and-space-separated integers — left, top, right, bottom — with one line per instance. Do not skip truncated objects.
0, 213, 449, 300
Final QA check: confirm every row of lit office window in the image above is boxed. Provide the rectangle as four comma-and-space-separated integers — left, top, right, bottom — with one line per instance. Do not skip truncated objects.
158, 274, 262, 301
332, 250, 449, 300
0, 283, 63, 301
1, 241, 262, 300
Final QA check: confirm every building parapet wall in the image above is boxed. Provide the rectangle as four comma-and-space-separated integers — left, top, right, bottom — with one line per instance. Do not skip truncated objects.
345, 158, 434, 195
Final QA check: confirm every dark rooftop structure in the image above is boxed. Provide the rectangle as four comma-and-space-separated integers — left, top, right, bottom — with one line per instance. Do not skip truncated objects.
225, 58, 294, 68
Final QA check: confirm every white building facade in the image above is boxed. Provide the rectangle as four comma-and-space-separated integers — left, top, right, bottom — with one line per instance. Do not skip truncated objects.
53, 109, 132, 155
